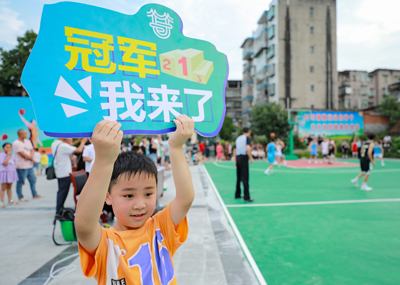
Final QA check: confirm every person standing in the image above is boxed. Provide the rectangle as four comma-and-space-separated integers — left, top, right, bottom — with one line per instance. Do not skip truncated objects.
82, 139, 95, 177
264, 138, 276, 175
12, 129, 42, 202
234, 127, 254, 202
51, 138, 87, 213
204, 140, 210, 161
40, 150, 49, 175
356, 137, 362, 159
33, 148, 41, 175
328, 139, 336, 164
351, 134, 375, 191
1, 143, 19, 207
321, 137, 329, 163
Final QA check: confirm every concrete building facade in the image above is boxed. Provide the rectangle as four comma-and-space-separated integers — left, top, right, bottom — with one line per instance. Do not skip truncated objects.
225, 80, 242, 126
338, 69, 400, 110
241, 0, 337, 126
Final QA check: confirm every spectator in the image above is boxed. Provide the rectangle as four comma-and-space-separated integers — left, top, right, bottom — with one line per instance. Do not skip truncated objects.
1, 142, 19, 207
204, 140, 210, 160
216, 142, 223, 162
51, 138, 87, 213
139, 137, 149, 155
120, 141, 128, 153
82, 138, 95, 177
33, 148, 41, 175
148, 137, 158, 164
12, 130, 42, 202
356, 137, 362, 158
213, 139, 219, 158
161, 139, 170, 170
224, 141, 230, 160
40, 150, 48, 175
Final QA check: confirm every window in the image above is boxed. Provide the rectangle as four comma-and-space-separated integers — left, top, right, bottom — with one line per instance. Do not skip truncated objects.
361, 86, 368, 95
353, 75, 356, 81
268, 5, 275, 21
369, 88, 375, 97
310, 66, 314, 73
368, 102, 374, 108
310, 46, 314, 53
268, 25, 275, 39
310, 7, 314, 16
345, 99, 351, 109
267, 44, 275, 59
362, 100, 368, 108
310, 27, 314, 34
311, 85, 314, 92
383, 74, 388, 83
268, 83, 276, 95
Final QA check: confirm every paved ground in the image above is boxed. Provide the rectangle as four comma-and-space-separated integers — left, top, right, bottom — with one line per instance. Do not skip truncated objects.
0, 165, 259, 285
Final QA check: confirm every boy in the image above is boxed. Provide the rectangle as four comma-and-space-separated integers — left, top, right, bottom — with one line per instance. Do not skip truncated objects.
75, 116, 195, 284
321, 137, 329, 162
308, 137, 318, 164
351, 134, 375, 191
264, 138, 276, 175
39, 150, 48, 175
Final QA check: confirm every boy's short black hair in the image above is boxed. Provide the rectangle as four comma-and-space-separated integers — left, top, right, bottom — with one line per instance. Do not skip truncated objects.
108, 152, 158, 193
131, 146, 140, 153
367, 133, 376, 140
243, 127, 250, 133
2, 142, 11, 148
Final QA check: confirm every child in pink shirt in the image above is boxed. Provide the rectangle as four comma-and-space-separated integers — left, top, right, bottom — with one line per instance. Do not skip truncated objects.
0, 143, 19, 207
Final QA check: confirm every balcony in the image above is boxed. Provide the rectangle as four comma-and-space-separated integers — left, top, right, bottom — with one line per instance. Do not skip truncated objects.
268, 5, 275, 21
338, 85, 352, 96
241, 37, 254, 60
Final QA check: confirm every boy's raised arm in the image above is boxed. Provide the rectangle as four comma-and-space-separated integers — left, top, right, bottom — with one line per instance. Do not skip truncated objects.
169, 115, 195, 226
75, 121, 123, 252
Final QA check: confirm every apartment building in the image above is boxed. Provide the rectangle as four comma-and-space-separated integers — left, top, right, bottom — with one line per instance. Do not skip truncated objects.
241, 0, 337, 126
338, 69, 400, 110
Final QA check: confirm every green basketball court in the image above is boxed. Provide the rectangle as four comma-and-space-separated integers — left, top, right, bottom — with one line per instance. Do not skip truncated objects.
204, 159, 400, 285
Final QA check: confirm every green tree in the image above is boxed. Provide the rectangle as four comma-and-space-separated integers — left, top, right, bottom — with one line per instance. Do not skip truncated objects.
0, 30, 37, 96
250, 103, 289, 139
379, 95, 400, 126
219, 115, 236, 141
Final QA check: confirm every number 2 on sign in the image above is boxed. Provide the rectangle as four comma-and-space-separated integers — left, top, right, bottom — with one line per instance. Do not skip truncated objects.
178, 56, 188, 76
163, 59, 171, 71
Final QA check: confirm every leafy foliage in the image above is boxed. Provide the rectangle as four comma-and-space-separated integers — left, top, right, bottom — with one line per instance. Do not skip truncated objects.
219, 115, 237, 141
250, 103, 289, 140
379, 95, 400, 125
0, 30, 37, 95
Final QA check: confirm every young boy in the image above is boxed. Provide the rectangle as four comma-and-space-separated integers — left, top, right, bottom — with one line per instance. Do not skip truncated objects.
308, 137, 318, 164
264, 138, 276, 175
351, 134, 375, 191
75, 116, 195, 284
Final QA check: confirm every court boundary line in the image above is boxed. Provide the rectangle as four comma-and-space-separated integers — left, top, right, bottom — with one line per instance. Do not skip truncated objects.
212, 162, 400, 174
226, 198, 400, 208
202, 165, 268, 285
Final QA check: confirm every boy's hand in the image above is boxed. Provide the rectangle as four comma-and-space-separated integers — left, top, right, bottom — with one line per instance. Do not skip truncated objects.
169, 115, 194, 149
92, 120, 123, 165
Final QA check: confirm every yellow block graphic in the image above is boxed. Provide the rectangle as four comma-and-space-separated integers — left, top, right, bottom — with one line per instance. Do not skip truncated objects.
159, 48, 214, 84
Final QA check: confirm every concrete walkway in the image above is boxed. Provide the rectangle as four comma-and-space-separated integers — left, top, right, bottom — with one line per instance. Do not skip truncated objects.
0, 165, 259, 285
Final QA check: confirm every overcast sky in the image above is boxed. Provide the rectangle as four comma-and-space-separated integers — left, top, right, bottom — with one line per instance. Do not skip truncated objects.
0, 0, 399, 80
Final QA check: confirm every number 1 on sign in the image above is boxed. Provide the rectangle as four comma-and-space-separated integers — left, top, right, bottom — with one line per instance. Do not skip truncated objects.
178, 56, 188, 76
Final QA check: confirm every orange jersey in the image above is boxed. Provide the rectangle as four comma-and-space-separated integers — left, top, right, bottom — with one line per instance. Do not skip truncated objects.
79, 203, 188, 285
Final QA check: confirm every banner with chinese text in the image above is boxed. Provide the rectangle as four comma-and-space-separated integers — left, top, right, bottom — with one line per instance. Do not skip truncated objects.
297, 111, 363, 139
22, 2, 228, 138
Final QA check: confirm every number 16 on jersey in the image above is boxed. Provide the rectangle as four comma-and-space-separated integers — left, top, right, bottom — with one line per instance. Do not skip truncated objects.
159, 48, 214, 84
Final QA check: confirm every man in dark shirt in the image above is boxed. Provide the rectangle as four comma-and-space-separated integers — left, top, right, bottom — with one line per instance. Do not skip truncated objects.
233, 127, 254, 202
351, 134, 375, 191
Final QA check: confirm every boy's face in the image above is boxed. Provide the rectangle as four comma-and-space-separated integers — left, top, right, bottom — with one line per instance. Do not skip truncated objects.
106, 173, 157, 231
